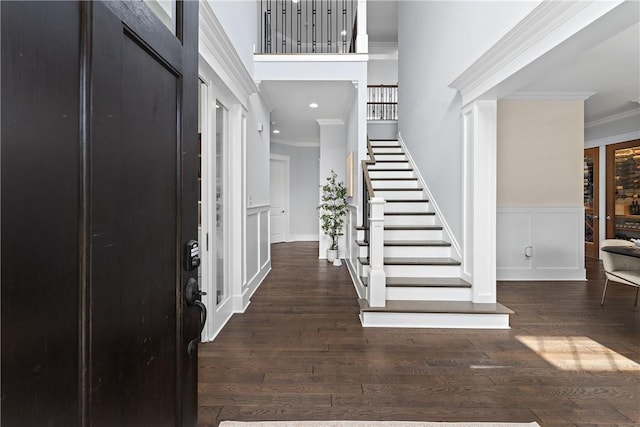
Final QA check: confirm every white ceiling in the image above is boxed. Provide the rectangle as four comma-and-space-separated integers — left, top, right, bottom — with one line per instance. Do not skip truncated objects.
260, 81, 356, 144
519, 22, 640, 123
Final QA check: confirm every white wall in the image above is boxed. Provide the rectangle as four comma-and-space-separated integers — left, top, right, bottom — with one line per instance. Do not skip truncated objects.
318, 121, 348, 257
368, 59, 397, 85
246, 93, 270, 207
496, 99, 585, 280
207, 0, 256, 76
397, 1, 539, 245
270, 142, 320, 240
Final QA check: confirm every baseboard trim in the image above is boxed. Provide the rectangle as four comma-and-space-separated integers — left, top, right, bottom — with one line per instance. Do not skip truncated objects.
288, 234, 319, 242
346, 258, 366, 299
498, 268, 586, 281
242, 262, 271, 309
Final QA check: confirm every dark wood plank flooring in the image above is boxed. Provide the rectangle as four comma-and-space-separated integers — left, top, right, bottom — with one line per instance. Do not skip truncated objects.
198, 242, 640, 427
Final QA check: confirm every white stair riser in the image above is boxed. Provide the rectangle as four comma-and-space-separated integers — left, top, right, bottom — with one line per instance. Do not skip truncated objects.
385, 203, 431, 213
386, 286, 471, 301
368, 170, 415, 179
384, 245, 451, 258
384, 215, 436, 226
357, 245, 369, 258
375, 190, 424, 199
356, 245, 452, 258
360, 312, 510, 329
372, 147, 403, 154
385, 229, 443, 240
371, 180, 420, 189
371, 178, 419, 188
368, 162, 411, 170
375, 154, 407, 161
371, 140, 399, 147
384, 264, 461, 278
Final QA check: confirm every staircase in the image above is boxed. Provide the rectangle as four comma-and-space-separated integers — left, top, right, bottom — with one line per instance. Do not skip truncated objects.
355, 139, 512, 329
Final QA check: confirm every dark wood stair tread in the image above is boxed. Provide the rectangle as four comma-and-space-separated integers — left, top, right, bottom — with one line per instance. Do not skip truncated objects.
358, 257, 460, 266
358, 299, 513, 315
371, 160, 409, 163
370, 139, 399, 141
370, 177, 418, 181
385, 212, 435, 216
385, 199, 429, 203
367, 168, 413, 172
385, 225, 442, 230
374, 187, 423, 191
356, 240, 451, 247
362, 277, 470, 288
372, 152, 405, 155
371, 145, 402, 149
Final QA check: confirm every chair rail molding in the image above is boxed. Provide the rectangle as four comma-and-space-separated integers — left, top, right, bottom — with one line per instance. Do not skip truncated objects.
449, 0, 625, 107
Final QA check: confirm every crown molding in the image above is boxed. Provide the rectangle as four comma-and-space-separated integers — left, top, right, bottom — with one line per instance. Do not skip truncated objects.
449, 0, 623, 107
503, 91, 595, 100
199, 2, 257, 107
585, 107, 640, 129
316, 119, 345, 126
271, 138, 320, 147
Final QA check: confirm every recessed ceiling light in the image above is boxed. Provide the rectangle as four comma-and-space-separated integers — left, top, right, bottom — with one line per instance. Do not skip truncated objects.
292, 0, 299, 3
340, 30, 347, 36
272, 129, 280, 134
309, 102, 319, 108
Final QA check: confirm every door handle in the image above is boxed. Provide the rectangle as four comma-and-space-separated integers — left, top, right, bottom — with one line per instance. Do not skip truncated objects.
185, 278, 207, 356
606, 215, 612, 220
593, 215, 599, 219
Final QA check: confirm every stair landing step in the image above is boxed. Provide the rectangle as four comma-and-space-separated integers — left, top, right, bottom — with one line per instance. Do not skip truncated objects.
359, 299, 513, 315
356, 240, 451, 247
362, 277, 470, 288
358, 257, 460, 266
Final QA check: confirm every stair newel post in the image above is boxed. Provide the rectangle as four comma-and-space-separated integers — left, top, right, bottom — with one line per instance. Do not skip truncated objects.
368, 197, 386, 307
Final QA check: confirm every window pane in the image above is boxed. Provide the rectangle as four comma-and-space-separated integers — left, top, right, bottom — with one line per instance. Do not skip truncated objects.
144, 0, 176, 35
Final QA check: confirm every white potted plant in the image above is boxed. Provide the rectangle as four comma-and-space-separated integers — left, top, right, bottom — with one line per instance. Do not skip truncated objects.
319, 170, 348, 265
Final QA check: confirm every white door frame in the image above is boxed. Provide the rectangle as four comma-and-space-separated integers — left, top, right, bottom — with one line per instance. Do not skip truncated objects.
198, 61, 240, 342
270, 153, 290, 243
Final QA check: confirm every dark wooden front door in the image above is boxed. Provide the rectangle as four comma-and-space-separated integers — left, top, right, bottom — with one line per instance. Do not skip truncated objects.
1, 2, 200, 426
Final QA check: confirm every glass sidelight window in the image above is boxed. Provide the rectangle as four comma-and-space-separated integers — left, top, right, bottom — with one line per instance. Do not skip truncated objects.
215, 102, 227, 305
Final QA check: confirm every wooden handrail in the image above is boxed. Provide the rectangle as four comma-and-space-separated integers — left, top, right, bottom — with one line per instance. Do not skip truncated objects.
362, 137, 376, 198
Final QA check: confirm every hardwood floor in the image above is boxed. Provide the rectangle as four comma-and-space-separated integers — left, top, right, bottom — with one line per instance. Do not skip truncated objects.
198, 242, 639, 427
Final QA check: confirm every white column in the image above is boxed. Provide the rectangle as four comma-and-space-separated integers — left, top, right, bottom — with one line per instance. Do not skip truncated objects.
368, 197, 386, 307
463, 100, 497, 304
356, 0, 368, 54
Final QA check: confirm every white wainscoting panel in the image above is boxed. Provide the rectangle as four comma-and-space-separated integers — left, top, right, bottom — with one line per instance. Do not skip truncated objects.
497, 207, 585, 281
243, 205, 272, 309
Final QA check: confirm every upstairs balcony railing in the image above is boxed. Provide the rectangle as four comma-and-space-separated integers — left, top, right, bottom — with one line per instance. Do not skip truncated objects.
258, 0, 358, 54
367, 85, 398, 121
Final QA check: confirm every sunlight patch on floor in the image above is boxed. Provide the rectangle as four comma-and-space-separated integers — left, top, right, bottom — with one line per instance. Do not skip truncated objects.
516, 335, 640, 371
